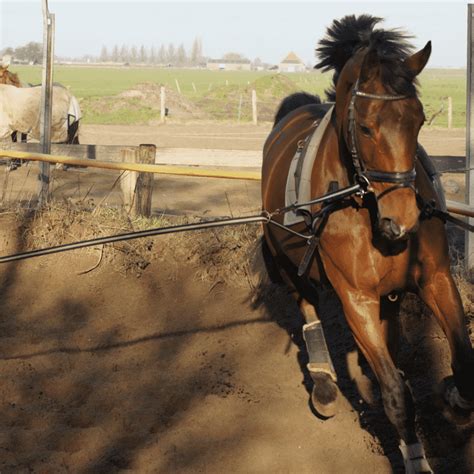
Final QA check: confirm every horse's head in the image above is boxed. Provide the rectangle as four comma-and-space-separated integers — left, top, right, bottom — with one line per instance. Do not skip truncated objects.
0, 65, 21, 87
336, 42, 431, 241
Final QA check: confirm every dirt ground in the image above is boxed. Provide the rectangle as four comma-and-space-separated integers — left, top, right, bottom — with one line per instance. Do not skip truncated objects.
0, 124, 472, 473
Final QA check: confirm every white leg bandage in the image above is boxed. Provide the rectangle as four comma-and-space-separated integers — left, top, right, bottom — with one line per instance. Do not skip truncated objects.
399, 441, 433, 474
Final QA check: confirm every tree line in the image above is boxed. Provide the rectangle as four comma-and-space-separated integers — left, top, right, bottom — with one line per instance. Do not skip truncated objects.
99, 37, 204, 65
1, 37, 205, 66
1, 42, 43, 64
1, 39, 266, 67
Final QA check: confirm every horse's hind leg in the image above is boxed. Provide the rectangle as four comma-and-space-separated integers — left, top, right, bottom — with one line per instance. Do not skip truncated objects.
299, 298, 339, 418
417, 267, 474, 412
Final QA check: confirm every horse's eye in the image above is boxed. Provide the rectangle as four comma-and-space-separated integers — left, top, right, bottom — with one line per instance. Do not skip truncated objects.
359, 124, 372, 137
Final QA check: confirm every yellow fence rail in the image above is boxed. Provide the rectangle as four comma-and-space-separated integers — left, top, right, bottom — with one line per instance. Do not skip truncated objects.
1, 150, 473, 219
0, 150, 261, 181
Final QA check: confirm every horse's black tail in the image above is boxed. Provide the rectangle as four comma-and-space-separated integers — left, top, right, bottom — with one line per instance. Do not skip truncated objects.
274, 92, 321, 127
67, 118, 80, 144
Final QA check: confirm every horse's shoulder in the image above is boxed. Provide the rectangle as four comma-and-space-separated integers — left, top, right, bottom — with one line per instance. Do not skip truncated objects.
264, 103, 333, 157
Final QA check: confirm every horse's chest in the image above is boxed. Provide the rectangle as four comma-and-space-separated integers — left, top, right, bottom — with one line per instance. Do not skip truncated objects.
319, 213, 411, 292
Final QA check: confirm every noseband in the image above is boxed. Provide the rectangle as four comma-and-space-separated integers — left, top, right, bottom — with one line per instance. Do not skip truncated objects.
347, 80, 417, 200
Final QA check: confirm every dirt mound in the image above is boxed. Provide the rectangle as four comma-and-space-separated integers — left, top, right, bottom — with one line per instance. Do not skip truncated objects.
83, 82, 208, 124
0, 206, 472, 473
198, 74, 301, 122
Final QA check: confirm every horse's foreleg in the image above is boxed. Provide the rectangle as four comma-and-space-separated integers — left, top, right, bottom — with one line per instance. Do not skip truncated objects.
335, 287, 432, 472
380, 295, 401, 362
417, 269, 474, 411
299, 298, 339, 418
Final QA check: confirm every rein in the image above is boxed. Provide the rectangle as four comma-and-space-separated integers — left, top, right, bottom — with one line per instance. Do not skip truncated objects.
0, 184, 364, 264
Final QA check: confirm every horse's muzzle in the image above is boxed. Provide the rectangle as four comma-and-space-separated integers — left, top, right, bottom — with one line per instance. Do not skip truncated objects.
379, 218, 409, 241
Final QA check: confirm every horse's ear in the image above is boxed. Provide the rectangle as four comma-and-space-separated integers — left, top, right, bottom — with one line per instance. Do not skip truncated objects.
404, 41, 431, 77
359, 48, 380, 85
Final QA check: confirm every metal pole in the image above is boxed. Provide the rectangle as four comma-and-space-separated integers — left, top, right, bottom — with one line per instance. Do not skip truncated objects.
466, 4, 474, 277
38, 0, 55, 206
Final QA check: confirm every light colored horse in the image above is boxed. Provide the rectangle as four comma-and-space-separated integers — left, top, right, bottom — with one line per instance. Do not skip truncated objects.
0, 83, 81, 143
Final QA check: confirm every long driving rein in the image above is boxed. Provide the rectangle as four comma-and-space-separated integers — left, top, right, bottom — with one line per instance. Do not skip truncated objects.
347, 79, 417, 200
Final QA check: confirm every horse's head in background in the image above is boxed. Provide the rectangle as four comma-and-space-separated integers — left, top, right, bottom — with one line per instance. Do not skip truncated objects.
318, 16, 431, 241
0, 65, 21, 87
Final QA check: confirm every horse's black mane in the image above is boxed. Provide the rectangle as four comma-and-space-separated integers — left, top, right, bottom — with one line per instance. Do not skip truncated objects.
315, 15, 417, 101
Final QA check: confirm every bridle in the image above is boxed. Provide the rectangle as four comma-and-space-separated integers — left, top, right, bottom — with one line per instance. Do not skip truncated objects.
347, 79, 417, 201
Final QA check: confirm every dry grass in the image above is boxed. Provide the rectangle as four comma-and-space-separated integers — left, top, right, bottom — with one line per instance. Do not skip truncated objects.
8, 202, 264, 284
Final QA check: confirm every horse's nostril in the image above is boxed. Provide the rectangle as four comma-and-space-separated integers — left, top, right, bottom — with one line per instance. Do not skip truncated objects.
380, 218, 403, 240
389, 219, 401, 237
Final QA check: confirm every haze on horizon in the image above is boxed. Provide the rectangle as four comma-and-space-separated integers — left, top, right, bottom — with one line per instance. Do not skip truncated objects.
0, 1, 470, 68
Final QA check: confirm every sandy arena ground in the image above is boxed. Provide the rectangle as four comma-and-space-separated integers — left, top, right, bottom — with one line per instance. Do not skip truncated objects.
0, 124, 472, 473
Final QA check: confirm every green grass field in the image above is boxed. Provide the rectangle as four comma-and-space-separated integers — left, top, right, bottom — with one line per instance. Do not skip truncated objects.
10, 65, 466, 127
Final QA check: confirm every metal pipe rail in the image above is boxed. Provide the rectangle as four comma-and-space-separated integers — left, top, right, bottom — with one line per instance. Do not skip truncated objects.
0, 215, 269, 264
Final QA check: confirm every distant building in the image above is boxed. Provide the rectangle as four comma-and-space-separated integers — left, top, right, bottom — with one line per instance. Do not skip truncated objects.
278, 52, 306, 73
207, 58, 251, 71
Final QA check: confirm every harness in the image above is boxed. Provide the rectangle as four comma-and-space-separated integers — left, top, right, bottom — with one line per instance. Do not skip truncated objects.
289, 79, 473, 276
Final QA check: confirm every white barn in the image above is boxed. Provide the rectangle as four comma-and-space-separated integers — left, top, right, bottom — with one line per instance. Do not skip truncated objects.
278, 52, 306, 73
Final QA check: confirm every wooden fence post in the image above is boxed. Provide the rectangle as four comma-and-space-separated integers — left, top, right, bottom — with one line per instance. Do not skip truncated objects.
447, 96, 453, 129
252, 89, 257, 125
237, 93, 243, 122
120, 148, 138, 211
160, 86, 166, 123
134, 144, 156, 217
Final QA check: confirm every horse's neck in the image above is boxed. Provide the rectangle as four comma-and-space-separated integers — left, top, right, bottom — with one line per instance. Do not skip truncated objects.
311, 120, 351, 197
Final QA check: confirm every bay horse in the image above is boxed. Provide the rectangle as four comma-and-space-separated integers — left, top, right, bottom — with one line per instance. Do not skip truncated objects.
0, 63, 21, 88
262, 15, 473, 473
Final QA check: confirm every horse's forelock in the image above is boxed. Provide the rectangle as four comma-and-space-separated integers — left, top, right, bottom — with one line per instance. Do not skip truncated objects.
316, 15, 417, 101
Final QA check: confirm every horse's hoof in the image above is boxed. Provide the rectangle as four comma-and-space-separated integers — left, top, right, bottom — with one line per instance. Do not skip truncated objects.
310, 372, 338, 418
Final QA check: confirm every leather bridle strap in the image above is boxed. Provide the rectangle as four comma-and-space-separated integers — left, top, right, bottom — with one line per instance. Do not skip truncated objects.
364, 169, 416, 183
347, 80, 416, 199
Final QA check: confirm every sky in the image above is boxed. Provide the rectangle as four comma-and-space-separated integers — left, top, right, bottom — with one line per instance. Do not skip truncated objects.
0, 0, 471, 67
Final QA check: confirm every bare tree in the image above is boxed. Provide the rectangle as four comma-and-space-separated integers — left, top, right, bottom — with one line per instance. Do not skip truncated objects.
177, 43, 187, 66
119, 44, 129, 63
149, 45, 157, 64
158, 44, 166, 64
167, 43, 176, 64
130, 45, 138, 63
190, 36, 202, 65
139, 45, 147, 64
100, 45, 109, 62
112, 45, 120, 62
